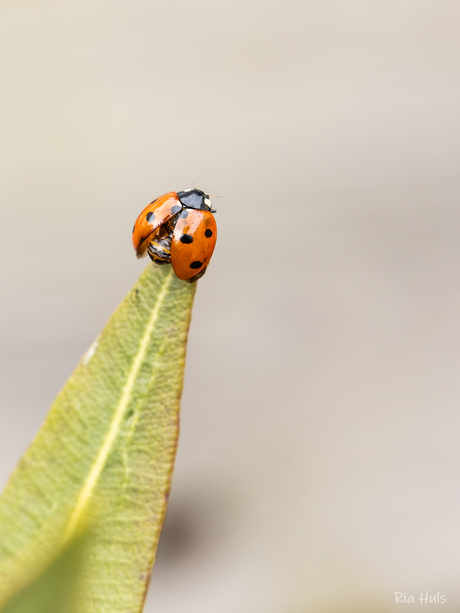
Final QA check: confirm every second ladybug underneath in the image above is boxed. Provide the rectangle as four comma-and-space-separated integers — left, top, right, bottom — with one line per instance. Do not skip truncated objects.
132, 189, 217, 283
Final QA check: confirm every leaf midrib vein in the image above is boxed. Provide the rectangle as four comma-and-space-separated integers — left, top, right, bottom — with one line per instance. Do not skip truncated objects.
64, 269, 173, 540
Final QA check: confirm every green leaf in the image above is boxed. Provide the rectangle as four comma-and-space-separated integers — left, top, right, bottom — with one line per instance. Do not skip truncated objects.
0, 264, 196, 612
0, 533, 86, 613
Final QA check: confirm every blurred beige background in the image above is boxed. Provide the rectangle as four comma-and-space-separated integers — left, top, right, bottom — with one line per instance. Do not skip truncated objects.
1, 1, 460, 611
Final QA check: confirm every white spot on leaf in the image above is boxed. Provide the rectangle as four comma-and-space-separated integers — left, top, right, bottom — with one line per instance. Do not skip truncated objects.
83, 339, 99, 365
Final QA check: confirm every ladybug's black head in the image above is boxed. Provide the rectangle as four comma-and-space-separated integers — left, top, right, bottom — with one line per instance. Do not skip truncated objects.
177, 189, 215, 213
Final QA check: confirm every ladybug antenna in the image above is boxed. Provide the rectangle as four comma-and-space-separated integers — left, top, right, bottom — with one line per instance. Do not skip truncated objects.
209, 194, 220, 213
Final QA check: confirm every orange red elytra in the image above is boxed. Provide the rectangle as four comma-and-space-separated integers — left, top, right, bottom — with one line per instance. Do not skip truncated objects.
132, 189, 217, 282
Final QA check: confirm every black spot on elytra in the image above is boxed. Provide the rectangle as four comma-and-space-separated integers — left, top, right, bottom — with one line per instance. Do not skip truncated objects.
190, 261, 203, 269
205, 229, 213, 238
171, 204, 182, 214
132, 224, 136, 233
180, 234, 193, 244
146, 211, 155, 222
180, 209, 189, 218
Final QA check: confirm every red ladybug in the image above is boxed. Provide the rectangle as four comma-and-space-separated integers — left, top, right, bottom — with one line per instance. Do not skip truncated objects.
132, 189, 217, 282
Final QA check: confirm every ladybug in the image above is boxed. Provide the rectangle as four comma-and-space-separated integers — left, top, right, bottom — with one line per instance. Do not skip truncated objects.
132, 189, 217, 282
